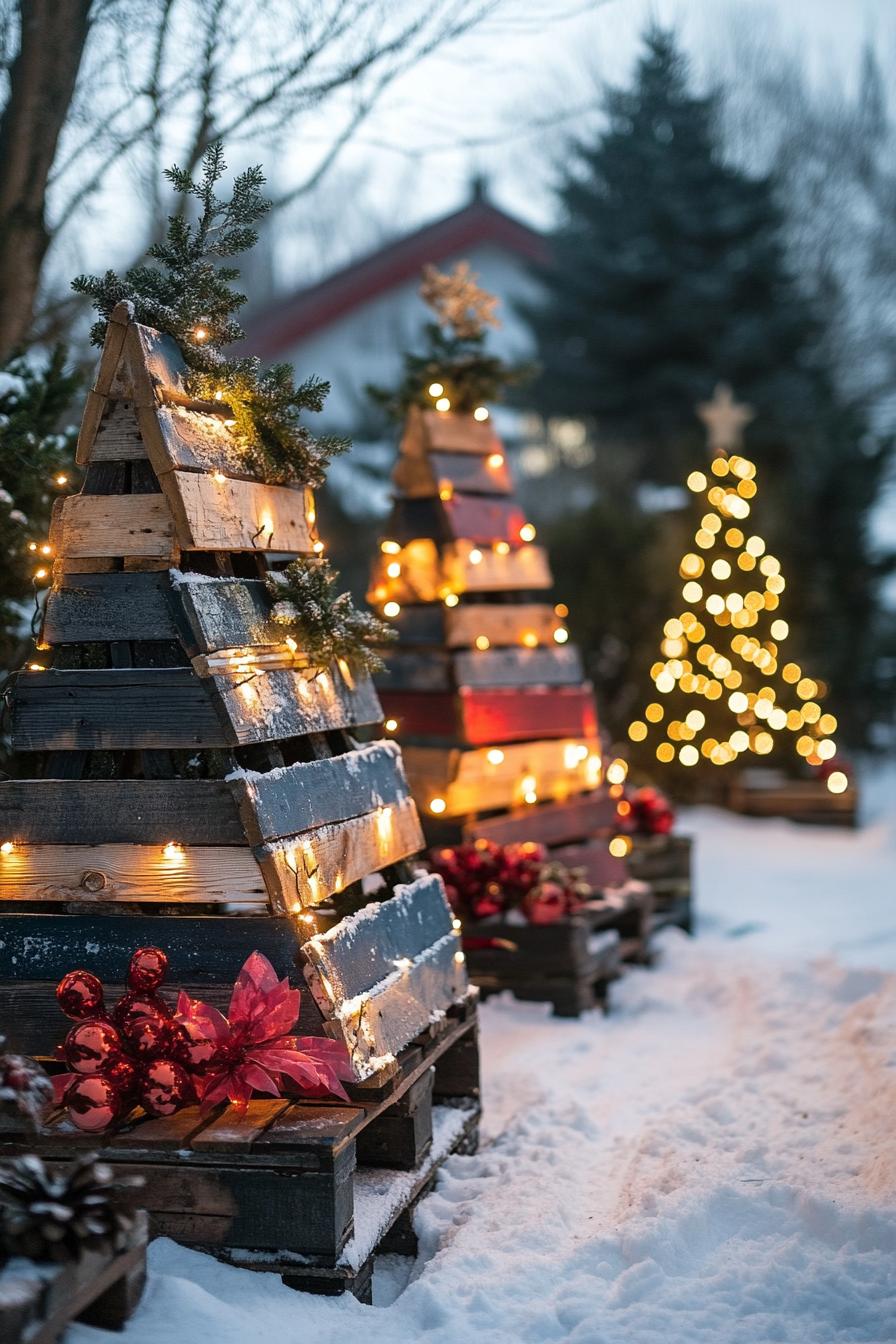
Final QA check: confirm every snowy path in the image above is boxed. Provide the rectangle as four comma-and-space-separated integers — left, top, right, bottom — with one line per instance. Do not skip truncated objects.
72, 772, 896, 1344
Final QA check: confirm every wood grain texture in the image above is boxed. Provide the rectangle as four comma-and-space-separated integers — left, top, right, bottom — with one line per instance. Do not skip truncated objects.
0, 779, 245, 844
210, 663, 383, 745
88, 400, 147, 461
379, 685, 599, 746
445, 603, 563, 648
162, 471, 314, 553
42, 571, 180, 644
257, 795, 423, 913
229, 740, 411, 844
0, 843, 267, 904
52, 493, 177, 560
402, 736, 603, 817
174, 575, 281, 653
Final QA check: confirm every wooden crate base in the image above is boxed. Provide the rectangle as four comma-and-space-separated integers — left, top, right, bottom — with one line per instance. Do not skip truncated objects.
0, 1007, 480, 1302
627, 835, 694, 935
0, 1211, 147, 1344
724, 777, 858, 827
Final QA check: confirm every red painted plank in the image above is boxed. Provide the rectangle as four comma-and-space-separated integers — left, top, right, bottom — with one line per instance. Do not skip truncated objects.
379, 686, 599, 746
441, 495, 528, 546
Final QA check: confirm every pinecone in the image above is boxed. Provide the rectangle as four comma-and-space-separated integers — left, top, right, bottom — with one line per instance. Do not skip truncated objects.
0, 1039, 53, 1128
0, 1153, 143, 1264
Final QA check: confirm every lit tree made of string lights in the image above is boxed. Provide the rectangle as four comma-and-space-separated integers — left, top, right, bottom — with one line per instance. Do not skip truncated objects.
627, 385, 848, 795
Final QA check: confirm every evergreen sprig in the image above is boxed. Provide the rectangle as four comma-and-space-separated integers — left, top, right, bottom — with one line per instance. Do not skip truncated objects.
72, 144, 347, 487
267, 557, 396, 675
368, 319, 531, 420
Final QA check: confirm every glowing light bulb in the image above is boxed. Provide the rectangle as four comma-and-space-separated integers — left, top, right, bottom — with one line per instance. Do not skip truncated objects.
435, 396, 451, 412
495, 541, 510, 555
162, 841, 184, 861
428, 382, 444, 397
628, 720, 647, 742
381, 540, 401, 555
214, 389, 224, 401
193, 327, 208, 342
519, 523, 536, 542
384, 718, 398, 733
383, 601, 401, 618
212, 470, 226, 483
55, 474, 68, 486
27, 663, 45, 672
0, 841, 14, 855
609, 835, 632, 858
679, 744, 699, 767
826, 771, 848, 794
27, 543, 36, 552
487, 749, 505, 765
475, 635, 490, 650
687, 471, 707, 492
386, 561, 401, 578
439, 485, 454, 501
469, 549, 483, 565
34, 568, 48, 581
473, 406, 489, 421
429, 797, 447, 814
444, 592, 459, 607
488, 452, 504, 468
553, 627, 569, 644
313, 540, 325, 555
40, 544, 52, 556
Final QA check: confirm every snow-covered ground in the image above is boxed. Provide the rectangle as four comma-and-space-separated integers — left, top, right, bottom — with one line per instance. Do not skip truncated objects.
73, 767, 896, 1344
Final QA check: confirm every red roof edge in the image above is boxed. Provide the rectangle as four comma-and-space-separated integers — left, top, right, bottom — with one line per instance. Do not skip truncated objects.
245, 197, 549, 358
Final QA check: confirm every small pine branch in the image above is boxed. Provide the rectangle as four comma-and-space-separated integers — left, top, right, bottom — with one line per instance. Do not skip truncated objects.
267, 557, 396, 675
73, 145, 342, 488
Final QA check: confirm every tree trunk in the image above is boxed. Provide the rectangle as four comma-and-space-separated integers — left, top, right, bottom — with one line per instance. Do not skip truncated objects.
0, 0, 92, 360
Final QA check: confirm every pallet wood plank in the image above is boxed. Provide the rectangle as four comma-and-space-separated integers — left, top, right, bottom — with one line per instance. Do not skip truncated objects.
52, 494, 177, 560
138, 403, 251, 479
464, 792, 621, 846
0, 843, 266, 905
41, 571, 180, 644
229, 740, 411, 844
87, 400, 148, 462
0, 779, 245, 844
162, 471, 314, 553
453, 644, 584, 688
377, 649, 452, 691
402, 737, 603, 816
445, 539, 552, 594
173, 574, 282, 652
393, 448, 512, 498
441, 495, 528, 545
210, 664, 383, 745
257, 795, 423, 913
380, 685, 599, 746
445, 603, 563, 649
405, 406, 501, 456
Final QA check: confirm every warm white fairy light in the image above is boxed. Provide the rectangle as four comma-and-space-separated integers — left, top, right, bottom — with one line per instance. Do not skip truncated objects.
487, 452, 504, 469
429, 797, 447, 814
383, 601, 400, 618
473, 406, 489, 421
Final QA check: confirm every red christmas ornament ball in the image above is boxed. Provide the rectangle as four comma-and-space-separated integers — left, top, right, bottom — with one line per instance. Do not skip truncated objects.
64, 1020, 123, 1074
173, 1020, 218, 1072
56, 970, 105, 1020
104, 1054, 140, 1100
127, 946, 168, 992
65, 1074, 123, 1132
523, 881, 567, 925
139, 1059, 193, 1117
127, 1014, 176, 1060
114, 991, 169, 1037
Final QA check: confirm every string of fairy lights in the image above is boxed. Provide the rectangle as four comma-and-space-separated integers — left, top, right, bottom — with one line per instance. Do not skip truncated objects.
628, 447, 848, 795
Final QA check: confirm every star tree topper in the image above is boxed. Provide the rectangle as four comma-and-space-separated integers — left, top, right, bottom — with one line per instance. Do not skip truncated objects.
697, 383, 754, 457
420, 261, 501, 340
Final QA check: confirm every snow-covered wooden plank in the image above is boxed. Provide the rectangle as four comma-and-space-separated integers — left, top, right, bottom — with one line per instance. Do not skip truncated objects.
42, 571, 180, 644
302, 874, 466, 1077
51, 493, 177, 560
210, 664, 383, 745
465, 791, 621, 846
139, 404, 253, 480
173, 574, 282, 653
257, 796, 423, 914
161, 471, 314, 554
228, 740, 412, 845
0, 843, 266, 904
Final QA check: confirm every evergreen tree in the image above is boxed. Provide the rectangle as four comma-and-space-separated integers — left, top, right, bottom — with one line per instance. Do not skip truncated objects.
525, 26, 892, 748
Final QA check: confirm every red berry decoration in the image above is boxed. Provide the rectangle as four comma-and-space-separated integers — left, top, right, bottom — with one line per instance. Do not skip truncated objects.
127, 946, 168, 992
64, 1021, 123, 1075
139, 1059, 193, 1117
56, 970, 105, 1020
65, 1074, 123, 1132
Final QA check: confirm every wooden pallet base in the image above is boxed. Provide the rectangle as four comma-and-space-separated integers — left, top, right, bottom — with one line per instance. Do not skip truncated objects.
0, 1007, 480, 1301
0, 1212, 147, 1344
465, 885, 652, 1018
627, 835, 694, 935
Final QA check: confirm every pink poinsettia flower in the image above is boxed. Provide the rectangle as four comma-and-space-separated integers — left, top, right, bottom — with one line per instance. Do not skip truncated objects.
175, 951, 353, 1112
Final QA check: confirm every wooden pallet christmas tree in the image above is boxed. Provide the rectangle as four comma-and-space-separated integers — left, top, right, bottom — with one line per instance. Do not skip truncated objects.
366, 264, 651, 1011
0, 156, 469, 1084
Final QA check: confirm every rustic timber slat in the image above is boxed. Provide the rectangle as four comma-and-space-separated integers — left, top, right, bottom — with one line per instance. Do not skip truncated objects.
228, 740, 412, 844
173, 574, 283, 652
0, 843, 267, 905
368, 538, 441, 605
89, 400, 148, 461
257, 795, 423, 913
377, 648, 453, 691
75, 389, 107, 465
51, 494, 177, 560
0, 779, 245, 844
41, 571, 180, 644
379, 685, 599, 746
10, 669, 225, 749
445, 602, 563, 648
441, 495, 528, 546
162, 471, 314, 554
131, 320, 188, 397
138, 403, 251, 479
93, 301, 134, 396
465, 792, 621, 846
454, 644, 584, 688
210, 664, 384, 745
444, 539, 552, 593
393, 448, 512, 498
404, 406, 501, 456
401, 736, 602, 816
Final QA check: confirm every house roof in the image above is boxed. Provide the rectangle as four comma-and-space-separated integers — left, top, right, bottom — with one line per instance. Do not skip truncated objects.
245, 192, 549, 359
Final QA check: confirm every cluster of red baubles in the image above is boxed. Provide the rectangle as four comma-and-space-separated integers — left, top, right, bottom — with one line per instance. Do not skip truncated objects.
620, 785, 676, 837
54, 948, 207, 1132
429, 840, 589, 925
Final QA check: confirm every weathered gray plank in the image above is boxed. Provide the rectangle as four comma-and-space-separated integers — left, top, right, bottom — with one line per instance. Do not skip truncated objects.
0, 779, 245, 844
229, 740, 411, 844
42, 572, 181, 644
211, 665, 383, 746
454, 644, 584, 688
377, 649, 452, 691
173, 575, 281, 652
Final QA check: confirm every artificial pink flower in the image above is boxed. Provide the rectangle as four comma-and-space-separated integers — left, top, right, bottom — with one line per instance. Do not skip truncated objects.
175, 951, 353, 1111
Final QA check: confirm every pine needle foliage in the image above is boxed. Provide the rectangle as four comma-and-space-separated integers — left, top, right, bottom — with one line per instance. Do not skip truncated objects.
72, 145, 348, 487
267, 557, 396, 675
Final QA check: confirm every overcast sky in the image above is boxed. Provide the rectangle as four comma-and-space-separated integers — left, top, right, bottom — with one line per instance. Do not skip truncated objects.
266, 0, 896, 287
